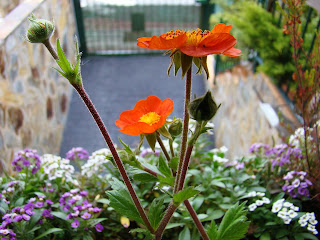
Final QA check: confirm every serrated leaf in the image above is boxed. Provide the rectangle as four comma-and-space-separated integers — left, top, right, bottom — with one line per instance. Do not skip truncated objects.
173, 187, 200, 206
207, 220, 218, 240
33, 228, 63, 240
158, 155, 172, 178
107, 178, 144, 225
216, 202, 250, 240
158, 175, 175, 187
148, 196, 165, 229
179, 227, 191, 240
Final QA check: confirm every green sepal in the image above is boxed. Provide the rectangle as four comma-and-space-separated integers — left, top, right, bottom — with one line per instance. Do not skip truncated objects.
55, 37, 82, 86
200, 56, 210, 79
119, 138, 142, 168
145, 132, 157, 151
158, 126, 172, 140
193, 57, 202, 75
173, 187, 200, 206
174, 51, 181, 76
181, 53, 193, 79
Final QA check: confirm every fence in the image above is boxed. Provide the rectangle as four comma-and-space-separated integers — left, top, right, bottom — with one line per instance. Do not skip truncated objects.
73, 0, 206, 55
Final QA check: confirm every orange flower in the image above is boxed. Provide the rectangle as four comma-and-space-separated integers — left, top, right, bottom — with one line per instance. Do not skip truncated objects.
137, 23, 241, 57
115, 95, 174, 136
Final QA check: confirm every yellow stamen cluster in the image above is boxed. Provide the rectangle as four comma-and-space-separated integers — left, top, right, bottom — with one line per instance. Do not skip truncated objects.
139, 112, 161, 126
186, 28, 211, 46
164, 30, 185, 40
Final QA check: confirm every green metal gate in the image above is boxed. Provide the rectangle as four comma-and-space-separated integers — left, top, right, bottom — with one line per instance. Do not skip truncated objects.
73, 0, 209, 56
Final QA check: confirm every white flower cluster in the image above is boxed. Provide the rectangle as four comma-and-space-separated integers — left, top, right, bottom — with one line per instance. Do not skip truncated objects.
289, 126, 314, 149
299, 212, 318, 235
211, 146, 229, 163
81, 148, 110, 178
41, 154, 77, 185
247, 191, 270, 211
271, 199, 299, 224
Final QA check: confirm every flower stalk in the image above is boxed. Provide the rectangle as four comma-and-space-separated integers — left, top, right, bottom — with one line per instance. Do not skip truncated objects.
72, 84, 154, 233
174, 67, 192, 193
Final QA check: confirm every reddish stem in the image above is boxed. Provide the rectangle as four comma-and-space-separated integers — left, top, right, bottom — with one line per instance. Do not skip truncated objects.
73, 84, 154, 233
177, 145, 194, 191
155, 202, 177, 240
184, 200, 210, 240
174, 67, 192, 193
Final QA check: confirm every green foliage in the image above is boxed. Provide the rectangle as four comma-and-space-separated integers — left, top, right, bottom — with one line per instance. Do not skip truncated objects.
207, 202, 250, 240
173, 187, 200, 206
106, 178, 144, 225
148, 196, 166, 229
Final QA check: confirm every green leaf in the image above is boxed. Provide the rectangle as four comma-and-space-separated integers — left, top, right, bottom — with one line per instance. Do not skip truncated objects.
33, 228, 63, 240
166, 223, 184, 229
294, 233, 319, 240
50, 211, 68, 221
14, 197, 24, 206
158, 155, 172, 178
133, 172, 158, 183
179, 227, 191, 240
29, 209, 43, 227
130, 228, 154, 240
207, 220, 218, 240
145, 132, 157, 151
173, 187, 200, 206
158, 175, 175, 187
215, 202, 250, 240
87, 218, 107, 228
168, 156, 179, 172
97, 198, 110, 205
148, 196, 165, 229
107, 178, 144, 225
259, 232, 271, 240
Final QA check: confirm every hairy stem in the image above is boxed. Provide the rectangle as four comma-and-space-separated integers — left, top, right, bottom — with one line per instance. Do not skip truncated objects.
184, 200, 210, 240
177, 145, 194, 191
155, 202, 177, 240
156, 132, 171, 162
174, 67, 192, 193
73, 84, 154, 233
42, 39, 59, 60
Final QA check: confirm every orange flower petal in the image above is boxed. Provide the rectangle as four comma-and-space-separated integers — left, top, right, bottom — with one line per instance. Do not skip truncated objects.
115, 95, 174, 136
210, 23, 233, 34
137, 33, 187, 50
180, 33, 236, 57
223, 47, 243, 57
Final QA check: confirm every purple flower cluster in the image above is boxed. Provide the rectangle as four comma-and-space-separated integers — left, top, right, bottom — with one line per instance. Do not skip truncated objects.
249, 143, 303, 168
282, 171, 313, 198
1, 195, 54, 238
11, 149, 41, 174
1, 181, 21, 205
59, 189, 103, 231
140, 148, 160, 158
66, 147, 89, 161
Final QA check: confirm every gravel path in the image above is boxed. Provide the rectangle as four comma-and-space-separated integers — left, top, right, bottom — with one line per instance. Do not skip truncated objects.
59, 55, 207, 156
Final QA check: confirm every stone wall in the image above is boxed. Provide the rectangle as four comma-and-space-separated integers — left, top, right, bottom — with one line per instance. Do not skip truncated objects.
208, 59, 300, 159
0, 0, 75, 172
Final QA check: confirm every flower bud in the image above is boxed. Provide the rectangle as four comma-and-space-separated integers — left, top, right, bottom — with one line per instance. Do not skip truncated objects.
26, 14, 54, 43
168, 118, 183, 137
188, 91, 220, 122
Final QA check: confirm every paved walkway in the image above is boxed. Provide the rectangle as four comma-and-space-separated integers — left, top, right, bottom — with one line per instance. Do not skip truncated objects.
60, 55, 206, 156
